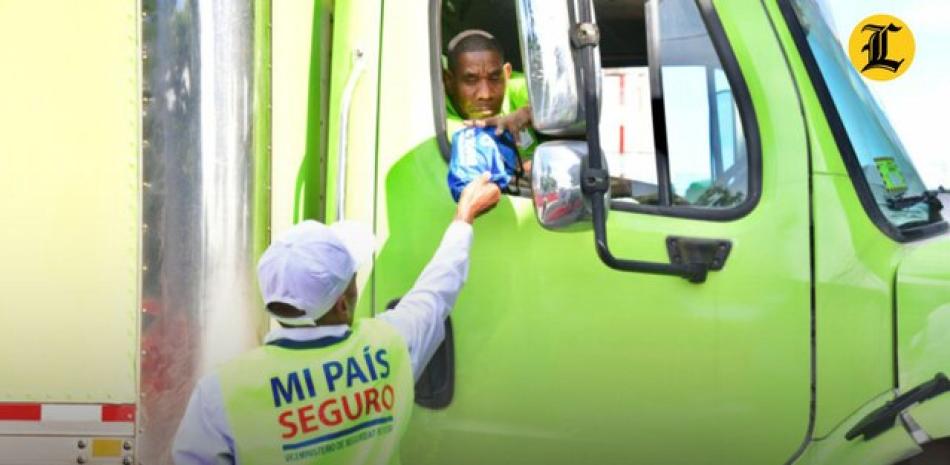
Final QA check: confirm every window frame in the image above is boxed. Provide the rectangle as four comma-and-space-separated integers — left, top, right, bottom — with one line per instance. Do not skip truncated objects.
429, 0, 452, 162
429, 0, 763, 222
777, 0, 948, 242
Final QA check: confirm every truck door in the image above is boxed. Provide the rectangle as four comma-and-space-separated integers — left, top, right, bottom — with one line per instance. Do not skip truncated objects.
370, 0, 813, 463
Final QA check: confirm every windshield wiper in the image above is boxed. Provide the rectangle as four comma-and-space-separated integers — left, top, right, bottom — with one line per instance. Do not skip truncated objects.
886, 189, 943, 211
887, 189, 945, 227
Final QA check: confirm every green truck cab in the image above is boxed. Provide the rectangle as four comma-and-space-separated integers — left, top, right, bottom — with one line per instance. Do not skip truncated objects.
319, 0, 950, 463
1, 0, 947, 463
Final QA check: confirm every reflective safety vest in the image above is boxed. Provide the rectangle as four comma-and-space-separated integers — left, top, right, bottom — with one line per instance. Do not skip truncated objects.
217, 318, 414, 465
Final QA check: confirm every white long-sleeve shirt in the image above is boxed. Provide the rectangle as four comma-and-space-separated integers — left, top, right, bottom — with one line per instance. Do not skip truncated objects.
172, 220, 473, 465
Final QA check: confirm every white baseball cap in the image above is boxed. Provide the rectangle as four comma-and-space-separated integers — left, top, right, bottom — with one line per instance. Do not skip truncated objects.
257, 220, 375, 325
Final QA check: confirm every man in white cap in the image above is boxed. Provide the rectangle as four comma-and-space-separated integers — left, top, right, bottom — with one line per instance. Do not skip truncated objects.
172, 174, 501, 465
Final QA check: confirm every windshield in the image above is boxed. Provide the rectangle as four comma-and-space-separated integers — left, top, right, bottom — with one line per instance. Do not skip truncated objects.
788, 0, 941, 230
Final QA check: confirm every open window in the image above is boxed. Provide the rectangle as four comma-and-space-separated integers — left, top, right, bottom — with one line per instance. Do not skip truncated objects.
433, 0, 759, 219
437, 0, 534, 197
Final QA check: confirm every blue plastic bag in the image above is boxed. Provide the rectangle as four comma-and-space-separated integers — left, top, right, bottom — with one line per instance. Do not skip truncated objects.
447, 126, 519, 202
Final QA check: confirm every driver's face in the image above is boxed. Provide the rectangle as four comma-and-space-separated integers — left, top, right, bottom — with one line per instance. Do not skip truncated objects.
446, 50, 510, 119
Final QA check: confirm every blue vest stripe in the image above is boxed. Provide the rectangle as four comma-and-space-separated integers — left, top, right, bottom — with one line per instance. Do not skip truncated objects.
266, 331, 352, 349
281, 416, 395, 451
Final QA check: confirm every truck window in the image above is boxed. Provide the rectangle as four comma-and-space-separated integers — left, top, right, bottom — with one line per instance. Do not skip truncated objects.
783, 0, 946, 238
439, 0, 532, 196
599, 0, 752, 212
434, 0, 757, 213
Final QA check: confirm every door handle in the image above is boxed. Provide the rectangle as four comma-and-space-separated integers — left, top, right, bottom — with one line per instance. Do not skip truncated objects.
335, 48, 367, 221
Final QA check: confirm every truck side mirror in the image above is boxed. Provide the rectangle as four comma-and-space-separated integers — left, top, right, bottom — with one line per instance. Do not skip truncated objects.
514, 0, 600, 136
532, 141, 605, 230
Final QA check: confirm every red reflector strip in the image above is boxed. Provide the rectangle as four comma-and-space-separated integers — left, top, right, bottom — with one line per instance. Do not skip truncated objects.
0, 404, 42, 421
101, 404, 135, 423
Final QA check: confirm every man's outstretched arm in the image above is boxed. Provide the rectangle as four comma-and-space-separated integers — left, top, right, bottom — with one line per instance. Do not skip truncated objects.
376, 173, 500, 379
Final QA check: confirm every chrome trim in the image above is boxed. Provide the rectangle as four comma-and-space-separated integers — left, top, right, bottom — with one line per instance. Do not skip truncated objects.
335, 48, 367, 221
645, 0, 663, 99
899, 409, 932, 445
141, 0, 268, 461
531, 140, 605, 230
514, 0, 598, 136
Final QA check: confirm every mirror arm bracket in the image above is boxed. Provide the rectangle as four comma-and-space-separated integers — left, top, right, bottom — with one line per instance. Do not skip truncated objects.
582, 167, 609, 194
591, 210, 711, 283
667, 237, 732, 272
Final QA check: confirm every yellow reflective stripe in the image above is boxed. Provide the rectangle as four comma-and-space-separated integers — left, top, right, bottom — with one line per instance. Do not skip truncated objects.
91, 438, 123, 457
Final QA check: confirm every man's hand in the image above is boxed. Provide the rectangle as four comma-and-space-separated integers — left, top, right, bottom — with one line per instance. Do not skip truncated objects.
465, 106, 533, 146
455, 173, 501, 224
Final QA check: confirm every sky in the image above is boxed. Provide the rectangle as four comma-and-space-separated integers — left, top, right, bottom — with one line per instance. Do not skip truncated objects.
821, 0, 950, 188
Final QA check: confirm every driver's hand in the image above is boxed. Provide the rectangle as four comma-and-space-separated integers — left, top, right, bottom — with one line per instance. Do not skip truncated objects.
465, 106, 533, 146
455, 173, 501, 224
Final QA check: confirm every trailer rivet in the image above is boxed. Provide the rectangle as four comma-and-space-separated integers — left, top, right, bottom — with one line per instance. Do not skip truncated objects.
123, 456, 133, 465
77, 440, 87, 449
77, 456, 87, 464
123, 441, 133, 451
